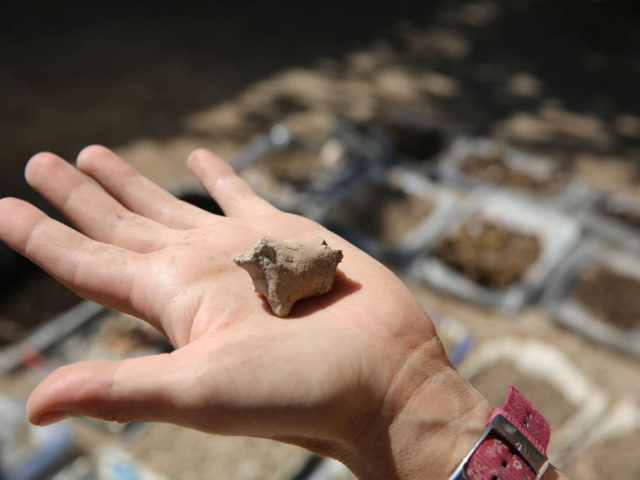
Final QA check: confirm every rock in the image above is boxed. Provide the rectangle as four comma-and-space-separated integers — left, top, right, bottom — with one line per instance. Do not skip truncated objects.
234, 236, 343, 316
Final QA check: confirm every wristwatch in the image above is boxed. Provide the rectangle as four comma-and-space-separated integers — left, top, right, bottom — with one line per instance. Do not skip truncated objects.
449, 385, 551, 480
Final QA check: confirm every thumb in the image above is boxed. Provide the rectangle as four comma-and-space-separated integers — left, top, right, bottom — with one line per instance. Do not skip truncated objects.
27, 353, 191, 426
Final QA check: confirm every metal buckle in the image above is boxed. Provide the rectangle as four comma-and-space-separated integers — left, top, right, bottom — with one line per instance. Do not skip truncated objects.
449, 414, 550, 480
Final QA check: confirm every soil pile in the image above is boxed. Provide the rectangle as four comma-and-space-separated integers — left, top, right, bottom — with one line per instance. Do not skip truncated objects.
470, 360, 574, 430
256, 147, 325, 188
432, 219, 541, 288
460, 155, 567, 194
574, 266, 640, 330
335, 184, 434, 246
565, 431, 640, 480
595, 197, 640, 232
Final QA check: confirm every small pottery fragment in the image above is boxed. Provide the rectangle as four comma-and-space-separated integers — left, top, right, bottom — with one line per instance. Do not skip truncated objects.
234, 236, 343, 316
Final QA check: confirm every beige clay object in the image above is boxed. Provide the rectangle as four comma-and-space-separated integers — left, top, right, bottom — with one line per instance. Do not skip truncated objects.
234, 236, 343, 316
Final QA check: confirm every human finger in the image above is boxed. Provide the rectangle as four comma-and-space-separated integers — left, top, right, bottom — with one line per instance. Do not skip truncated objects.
187, 148, 277, 217
77, 145, 213, 229
27, 355, 192, 427
25, 339, 329, 439
26, 345, 263, 434
25, 152, 169, 253
0, 197, 139, 314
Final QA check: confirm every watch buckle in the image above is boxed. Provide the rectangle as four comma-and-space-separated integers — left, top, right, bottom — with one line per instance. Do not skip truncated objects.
449, 414, 550, 480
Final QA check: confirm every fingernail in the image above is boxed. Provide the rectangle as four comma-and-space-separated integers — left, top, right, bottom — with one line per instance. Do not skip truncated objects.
37, 411, 69, 426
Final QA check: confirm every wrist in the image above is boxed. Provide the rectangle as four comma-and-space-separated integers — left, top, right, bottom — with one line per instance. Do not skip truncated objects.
345, 339, 493, 480
386, 366, 493, 480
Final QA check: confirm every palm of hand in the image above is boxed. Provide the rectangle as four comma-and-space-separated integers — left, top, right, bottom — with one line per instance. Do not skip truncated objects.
123, 212, 435, 442
0, 146, 441, 454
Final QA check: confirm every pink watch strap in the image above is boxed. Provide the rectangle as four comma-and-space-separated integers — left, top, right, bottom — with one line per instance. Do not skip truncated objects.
457, 385, 551, 480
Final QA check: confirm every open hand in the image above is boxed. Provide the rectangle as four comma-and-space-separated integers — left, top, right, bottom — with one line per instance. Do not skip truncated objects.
0, 146, 490, 480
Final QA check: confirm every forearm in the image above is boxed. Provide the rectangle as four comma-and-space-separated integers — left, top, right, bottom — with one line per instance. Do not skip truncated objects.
334, 332, 491, 480
340, 340, 570, 480
378, 366, 493, 480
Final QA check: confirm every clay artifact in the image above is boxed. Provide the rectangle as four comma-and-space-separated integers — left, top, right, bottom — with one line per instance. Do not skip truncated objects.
234, 236, 344, 316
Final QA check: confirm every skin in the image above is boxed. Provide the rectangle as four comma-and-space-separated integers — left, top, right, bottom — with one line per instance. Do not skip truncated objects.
0, 146, 568, 479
